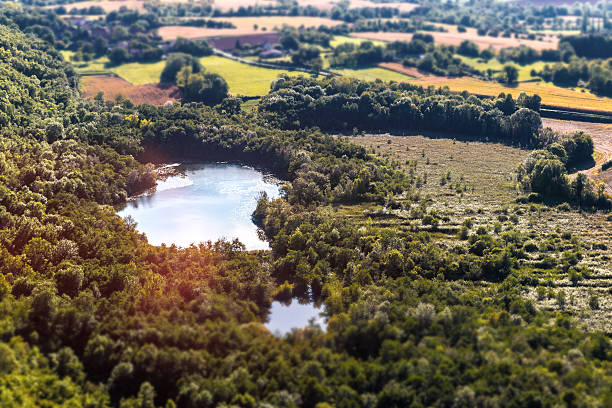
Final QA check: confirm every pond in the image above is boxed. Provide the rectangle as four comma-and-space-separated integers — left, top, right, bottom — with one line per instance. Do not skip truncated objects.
117, 163, 281, 250
265, 300, 326, 335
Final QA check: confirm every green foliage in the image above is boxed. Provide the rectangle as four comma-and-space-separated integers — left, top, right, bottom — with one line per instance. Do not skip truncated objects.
176, 66, 229, 105
160, 53, 202, 84
0, 18, 611, 408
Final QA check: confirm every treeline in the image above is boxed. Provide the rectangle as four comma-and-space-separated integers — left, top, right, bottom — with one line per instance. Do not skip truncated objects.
535, 58, 612, 97
259, 76, 546, 147
560, 34, 612, 59
518, 132, 611, 209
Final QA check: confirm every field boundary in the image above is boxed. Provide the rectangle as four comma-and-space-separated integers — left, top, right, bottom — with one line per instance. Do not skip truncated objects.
212, 48, 337, 77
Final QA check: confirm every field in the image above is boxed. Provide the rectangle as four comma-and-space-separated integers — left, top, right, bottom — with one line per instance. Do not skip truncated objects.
350, 30, 559, 51
331, 66, 414, 82
46, 0, 145, 12
543, 118, 612, 194
105, 55, 300, 96
457, 56, 548, 81
394, 74, 612, 113
80, 76, 180, 105
109, 60, 167, 84
351, 132, 612, 331
329, 35, 386, 48
157, 16, 342, 40
377, 63, 433, 78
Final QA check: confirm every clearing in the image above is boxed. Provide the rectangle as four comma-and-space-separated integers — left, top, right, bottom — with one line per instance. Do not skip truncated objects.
351, 132, 612, 331
80, 76, 180, 105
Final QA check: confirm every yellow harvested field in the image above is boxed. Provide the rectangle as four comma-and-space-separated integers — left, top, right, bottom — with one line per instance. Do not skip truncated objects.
406, 76, 612, 113
378, 62, 430, 78
350, 30, 558, 51
47, 0, 145, 12
158, 16, 342, 40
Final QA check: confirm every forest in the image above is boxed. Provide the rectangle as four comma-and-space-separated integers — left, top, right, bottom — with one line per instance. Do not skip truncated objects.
0, 6, 612, 408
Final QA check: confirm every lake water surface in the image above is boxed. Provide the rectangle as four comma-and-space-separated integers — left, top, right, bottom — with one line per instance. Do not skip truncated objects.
118, 163, 280, 250
118, 163, 324, 333
265, 300, 326, 335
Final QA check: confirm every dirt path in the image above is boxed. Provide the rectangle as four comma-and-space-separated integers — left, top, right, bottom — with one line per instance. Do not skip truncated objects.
542, 118, 612, 194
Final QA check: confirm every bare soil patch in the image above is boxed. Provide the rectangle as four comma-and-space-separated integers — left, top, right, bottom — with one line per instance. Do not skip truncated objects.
351, 31, 558, 51
81, 76, 180, 106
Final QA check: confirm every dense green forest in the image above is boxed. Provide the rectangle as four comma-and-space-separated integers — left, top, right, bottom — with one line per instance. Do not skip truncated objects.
1, 15, 612, 408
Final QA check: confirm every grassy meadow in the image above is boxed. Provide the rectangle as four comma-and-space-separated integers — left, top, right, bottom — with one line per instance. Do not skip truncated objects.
349, 133, 612, 331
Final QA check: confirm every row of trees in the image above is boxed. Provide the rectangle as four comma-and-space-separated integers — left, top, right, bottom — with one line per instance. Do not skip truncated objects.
259, 76, 545, 146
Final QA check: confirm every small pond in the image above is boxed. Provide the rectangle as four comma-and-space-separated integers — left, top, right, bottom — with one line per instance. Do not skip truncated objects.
265, 300, 326, 335
117, 163, 280, 250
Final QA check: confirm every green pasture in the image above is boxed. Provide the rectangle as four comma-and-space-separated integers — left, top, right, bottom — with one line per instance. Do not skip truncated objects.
458, 56, 549, 81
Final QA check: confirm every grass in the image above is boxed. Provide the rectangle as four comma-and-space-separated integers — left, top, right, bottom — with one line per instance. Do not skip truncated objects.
110, 60, 166, 85
408, 76, 612, 112
457, 56, 548, 81
329, 35, 386, 48
73, 55, 301, 96
349, 133, 612, 331
331, 66, 414, 82
61, 51, 112, 76
197, 56, 302, 96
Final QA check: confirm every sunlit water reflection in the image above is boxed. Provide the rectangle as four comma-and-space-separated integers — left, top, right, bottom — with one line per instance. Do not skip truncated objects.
266, 300, 326, 335
117, 163, 280, 250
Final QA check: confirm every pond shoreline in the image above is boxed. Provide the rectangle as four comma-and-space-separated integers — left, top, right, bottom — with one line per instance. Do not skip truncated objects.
117, 162, 281, 250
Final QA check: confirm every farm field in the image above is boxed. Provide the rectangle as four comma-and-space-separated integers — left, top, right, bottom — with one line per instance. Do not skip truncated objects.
332, 66, 414, 82
108, 55, 300, 96
350, 30, 559, 51
457, 56, 548, 81
542, 118, 612, 194
80, 76, 180, 105
196, 56, 301, 96
45, 0, 145, 12
352, 133, 612, 331
329, 35, 386, 48
400, 75, 612, 113
110, 60, 166, 84
158, 16, 342, 40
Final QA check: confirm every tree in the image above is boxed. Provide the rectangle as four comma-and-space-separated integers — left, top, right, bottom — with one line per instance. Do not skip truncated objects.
502, 64, 519, 83
292, 46, 322, 70
160, 53, 202, 84
176, 66, 229, 105
109, 47, 129, 65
